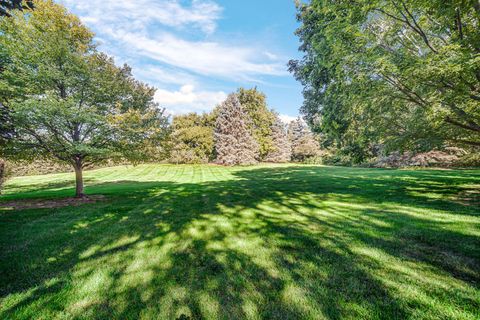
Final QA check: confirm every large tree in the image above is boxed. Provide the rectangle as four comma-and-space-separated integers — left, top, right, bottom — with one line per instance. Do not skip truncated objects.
0, 0, 169, 197
289, 0, 480, 160
237, 87, 276, 160
214, 93, 258, 165
169, 112, 215, 164
0, 0, 33, 145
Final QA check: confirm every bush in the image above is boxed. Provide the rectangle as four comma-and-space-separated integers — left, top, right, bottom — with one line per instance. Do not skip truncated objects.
302, 155, 324, 165
169, 146, 209, 164
6, 160, 72, 176
371, 148, 468, 168
5, 159, 130, 177
457, 152, 480, 167
321, 152, 354, 166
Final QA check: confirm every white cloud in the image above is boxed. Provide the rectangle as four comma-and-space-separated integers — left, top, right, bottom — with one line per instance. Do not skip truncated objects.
112, 31, 286, 79
279, 114, 297, 124
63, 0, 222, 34
62, 0, 286, 80
264, 51, 279, 60
133, 66, 198, 86
154, 85, 227, 114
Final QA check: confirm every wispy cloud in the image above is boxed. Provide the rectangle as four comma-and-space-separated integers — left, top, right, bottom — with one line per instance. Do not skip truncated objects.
154, 85, 227, 114
111, 31, 286, 80
133, 65, 198, 86
63, 0, 222, 34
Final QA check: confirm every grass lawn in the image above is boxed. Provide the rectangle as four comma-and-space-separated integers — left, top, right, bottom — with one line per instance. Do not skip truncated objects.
0, 164, 479, 319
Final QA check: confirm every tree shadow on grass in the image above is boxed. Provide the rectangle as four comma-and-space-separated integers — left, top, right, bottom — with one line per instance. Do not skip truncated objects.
0, 166, 479, 319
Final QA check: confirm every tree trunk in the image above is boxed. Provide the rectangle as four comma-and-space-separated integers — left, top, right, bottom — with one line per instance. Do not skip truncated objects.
73, 159, 85, 198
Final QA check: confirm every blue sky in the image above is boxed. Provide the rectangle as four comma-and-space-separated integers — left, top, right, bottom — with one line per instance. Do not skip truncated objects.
60, 0, 303, 121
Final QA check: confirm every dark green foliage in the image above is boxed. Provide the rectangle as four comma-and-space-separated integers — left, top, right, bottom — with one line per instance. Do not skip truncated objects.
0, 103, 13, 144
0, 0, 33, 16
290, 0, 480, 162
0, 158, 4, 193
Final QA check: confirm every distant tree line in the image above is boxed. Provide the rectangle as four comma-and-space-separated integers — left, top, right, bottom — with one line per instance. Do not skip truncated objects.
167, 88, 321, 165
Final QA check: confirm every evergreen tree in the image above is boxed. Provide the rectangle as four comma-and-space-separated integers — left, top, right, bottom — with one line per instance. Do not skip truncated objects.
214, 94, 258, 165
265, 113, 291, 163
288, 118, 320, 162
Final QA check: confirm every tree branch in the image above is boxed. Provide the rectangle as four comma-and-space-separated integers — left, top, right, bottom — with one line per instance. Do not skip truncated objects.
445, 116, 480, 133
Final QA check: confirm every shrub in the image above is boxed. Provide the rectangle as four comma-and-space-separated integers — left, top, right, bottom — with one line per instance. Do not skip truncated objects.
457, 152, 480, 167
371, 148, 468, 168
322, 153, 354, 166
302, 155, 324, 165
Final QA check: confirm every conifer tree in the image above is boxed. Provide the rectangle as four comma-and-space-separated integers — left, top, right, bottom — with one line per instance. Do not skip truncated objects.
265, 114, 291, 163
288, 117, 320, 161
214, 94, 258, 165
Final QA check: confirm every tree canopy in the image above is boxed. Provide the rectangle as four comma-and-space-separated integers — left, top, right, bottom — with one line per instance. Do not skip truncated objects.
289, 0, 480, 162
237, 87, 276, 160
0, 0, 169, 196
169, 112, 215, 164
0, 0, 33, 16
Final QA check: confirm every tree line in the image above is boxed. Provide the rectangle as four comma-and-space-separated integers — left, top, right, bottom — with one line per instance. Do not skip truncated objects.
289, 0, 480, 164
168, 88, 320, 166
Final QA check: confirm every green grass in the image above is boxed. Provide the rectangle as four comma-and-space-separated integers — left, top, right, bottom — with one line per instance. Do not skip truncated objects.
0, 164, 479, 319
